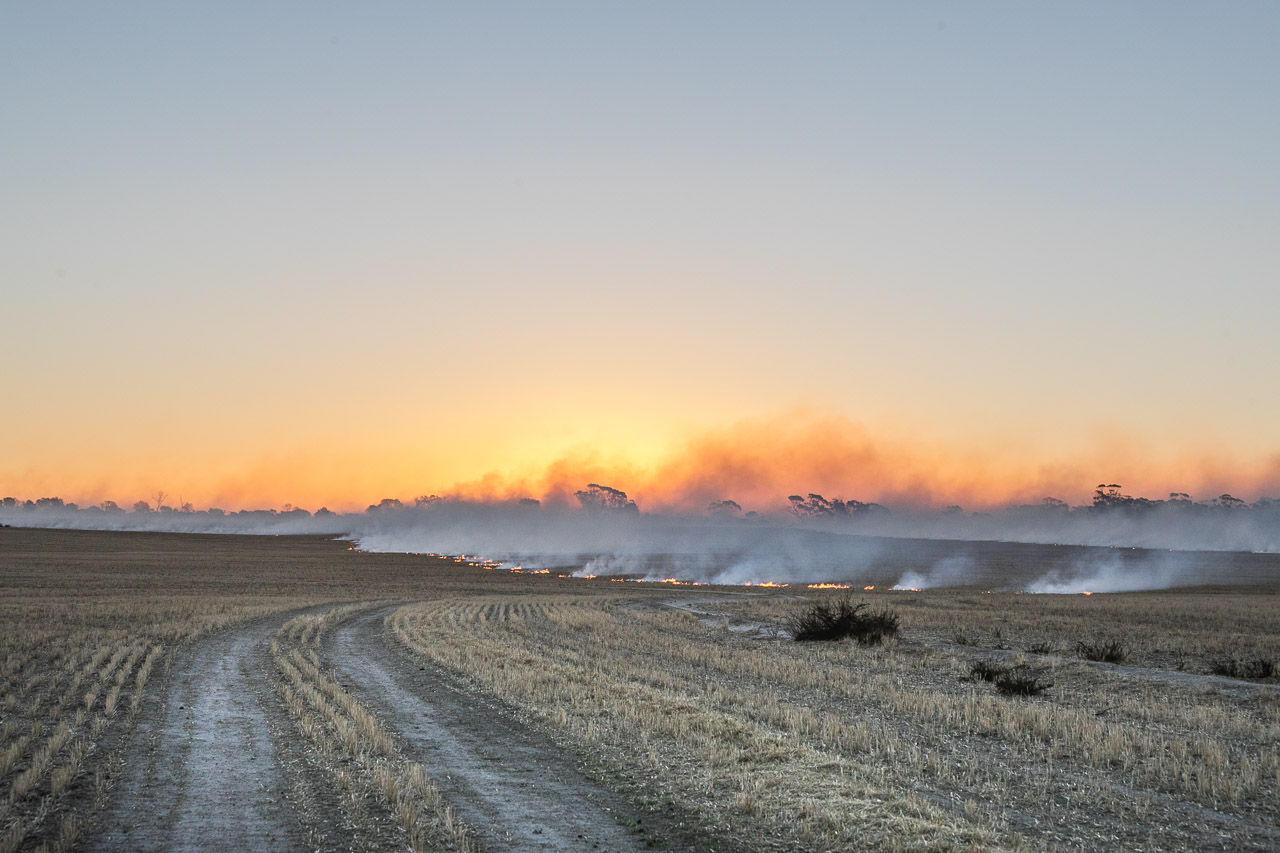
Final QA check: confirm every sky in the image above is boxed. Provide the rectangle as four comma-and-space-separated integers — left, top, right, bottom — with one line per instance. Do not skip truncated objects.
4, 2, 1279, 514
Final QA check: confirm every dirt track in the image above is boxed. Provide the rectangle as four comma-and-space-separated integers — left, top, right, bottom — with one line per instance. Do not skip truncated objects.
84, 605, 696, 852
327, 606, 682, 852
86, 615, 307, 853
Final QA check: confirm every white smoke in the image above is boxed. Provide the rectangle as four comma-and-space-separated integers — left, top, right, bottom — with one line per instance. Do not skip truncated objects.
4, 496, 1278, 592
1024, 551, 1197, 594
893, 556, 976, 590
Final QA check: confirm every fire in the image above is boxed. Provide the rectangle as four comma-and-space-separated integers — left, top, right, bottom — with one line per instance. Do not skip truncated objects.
529, 569, 550, 574
581, 574, 597, 579
1081, 590, 1093, 596
807, 583, 851, 589
864, 585, 875, 590
746, 581, 789, 588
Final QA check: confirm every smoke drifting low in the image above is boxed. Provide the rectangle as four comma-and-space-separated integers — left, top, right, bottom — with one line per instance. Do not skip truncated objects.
6, 493, 1279, 592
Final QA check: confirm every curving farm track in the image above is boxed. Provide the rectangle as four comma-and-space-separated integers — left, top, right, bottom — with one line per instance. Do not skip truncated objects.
82, 603, 693, 852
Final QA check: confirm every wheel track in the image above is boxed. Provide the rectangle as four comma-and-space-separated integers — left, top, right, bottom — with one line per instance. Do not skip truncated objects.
85, 612, 310, 853
327, 605, 696, 853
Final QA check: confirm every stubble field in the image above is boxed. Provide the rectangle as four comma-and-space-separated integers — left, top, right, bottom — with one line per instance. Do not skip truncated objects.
1, 527, 1277, 851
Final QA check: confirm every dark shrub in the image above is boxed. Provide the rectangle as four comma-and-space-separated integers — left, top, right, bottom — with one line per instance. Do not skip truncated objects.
789, 598, 900, 645
1210, 658, 1277, 680
1025, 641, 1056, 655
969, 661, 1008, 682
1075, 639, 1129, 664
994, 666, 1052, 697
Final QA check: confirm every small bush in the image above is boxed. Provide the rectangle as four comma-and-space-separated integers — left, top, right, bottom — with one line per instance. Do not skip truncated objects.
952, 632, 977, 647
969, 661, 1008, 683
1075, 639, 1128, 664
994, 666, 1052, 697
1210, 658, 1277, 680
789, 599, 899, 645
1024, 642, 1056, 655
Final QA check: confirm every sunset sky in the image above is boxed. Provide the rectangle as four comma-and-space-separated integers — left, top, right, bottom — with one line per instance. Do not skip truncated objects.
4, 3, 1279, 513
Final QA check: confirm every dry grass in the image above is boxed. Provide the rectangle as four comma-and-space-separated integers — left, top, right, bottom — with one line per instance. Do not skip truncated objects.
0, 527, 523, 852
0, 529, 364, 851
4, 527, 1278, 851
389, 585, 1280, 851
268, 606, 475, 852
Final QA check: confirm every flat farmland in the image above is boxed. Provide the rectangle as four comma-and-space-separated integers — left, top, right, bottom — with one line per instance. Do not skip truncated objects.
1, 528, 1277, 851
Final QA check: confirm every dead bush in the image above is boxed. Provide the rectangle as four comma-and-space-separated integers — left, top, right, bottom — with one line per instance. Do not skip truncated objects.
789, 599, 899, 645
968, 661, 1008, 683
993, 666, 1052, 697
1074, 639, 1128, 664
1210, 658, 1276, 680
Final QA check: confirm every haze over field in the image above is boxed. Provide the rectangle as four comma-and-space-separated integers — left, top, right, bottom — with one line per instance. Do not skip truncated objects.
4, 5, 1278, 559
6, 484, 1280, 593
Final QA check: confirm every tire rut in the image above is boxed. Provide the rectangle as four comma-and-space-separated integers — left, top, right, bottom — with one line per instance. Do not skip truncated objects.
86, 614, 309, 853
328, 607, 684, 853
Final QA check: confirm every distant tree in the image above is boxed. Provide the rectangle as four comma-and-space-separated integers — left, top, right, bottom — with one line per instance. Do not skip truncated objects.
575, 483, 638, 513
179, 501, 195, 513
154, 490, 168, 511
788, 493, 884, 520
516, 497, 541, 509
1168, 492, 1192, 504
1092, 484, 1156, 511
787, 494, 825, 518
1, 497, 16, 509
1214, 494, 1247, 510
1041, 497, 1068, 509
315, 507, 335, 517
366, 498, 403, 513
35, 497, 65, 510
414, 494, 443, 509
943, 505, 964, 515
207, 507, 225, 517
132, 501, 151, 513
100, 500, 124, 513
707, 499, 742, 516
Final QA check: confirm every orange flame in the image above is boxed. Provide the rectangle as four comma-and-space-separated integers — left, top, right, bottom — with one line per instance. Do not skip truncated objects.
807, 583, 852, 589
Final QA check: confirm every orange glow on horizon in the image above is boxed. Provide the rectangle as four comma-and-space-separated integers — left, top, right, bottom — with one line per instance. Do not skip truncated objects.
5, 410, 1280, 514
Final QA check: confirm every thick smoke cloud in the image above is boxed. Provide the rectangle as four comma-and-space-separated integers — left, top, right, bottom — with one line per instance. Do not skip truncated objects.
6, 493, 1278, 592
